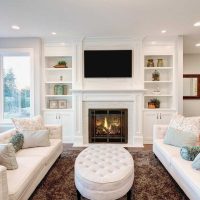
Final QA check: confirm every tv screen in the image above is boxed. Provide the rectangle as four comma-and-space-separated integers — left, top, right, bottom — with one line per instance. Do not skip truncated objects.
84, 50, 132, 78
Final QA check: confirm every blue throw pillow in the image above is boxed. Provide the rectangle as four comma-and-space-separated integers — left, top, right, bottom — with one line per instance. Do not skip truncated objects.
192, 153, 200, 170
180, 146, 200, 161
164, 127, 197, 147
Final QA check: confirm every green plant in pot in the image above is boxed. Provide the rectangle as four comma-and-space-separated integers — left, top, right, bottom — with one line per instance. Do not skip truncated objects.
149, 98, 160, 108
53, 60, 67, 68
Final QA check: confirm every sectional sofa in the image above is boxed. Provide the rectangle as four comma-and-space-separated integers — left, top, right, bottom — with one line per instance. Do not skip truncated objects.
0, 125, 63, 200
153, 125, 200, 200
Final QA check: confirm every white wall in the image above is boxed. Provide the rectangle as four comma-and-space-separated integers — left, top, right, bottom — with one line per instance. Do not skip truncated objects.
183, 54, 200, 116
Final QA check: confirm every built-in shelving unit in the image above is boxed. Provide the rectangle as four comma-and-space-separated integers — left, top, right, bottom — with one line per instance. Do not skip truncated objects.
142, 42, 178, 144
144, 54, 174, 110
43, 48, 73, 110
42, 44, 74, 143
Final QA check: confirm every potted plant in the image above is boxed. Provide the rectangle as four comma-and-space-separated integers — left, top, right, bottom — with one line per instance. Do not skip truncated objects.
152, 70, 160, 81
148, 98, 160, 108
53, 60, 67, 68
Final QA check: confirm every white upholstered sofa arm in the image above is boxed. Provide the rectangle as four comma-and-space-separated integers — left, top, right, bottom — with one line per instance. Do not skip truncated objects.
0, 165, 8, 200
153, 125, 168, 141
45, 124, 62, 140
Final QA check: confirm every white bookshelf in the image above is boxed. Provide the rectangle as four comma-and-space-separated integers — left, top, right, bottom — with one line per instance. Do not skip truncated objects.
144, 54, 174, 110
143, 43, 177, 144
43, 46, 73, 110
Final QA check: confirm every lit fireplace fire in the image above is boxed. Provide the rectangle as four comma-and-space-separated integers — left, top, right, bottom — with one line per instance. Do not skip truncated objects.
96, 115, 121, 135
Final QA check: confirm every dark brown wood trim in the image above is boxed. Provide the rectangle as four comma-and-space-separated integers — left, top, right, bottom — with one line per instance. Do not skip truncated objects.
183, 74, 200, 99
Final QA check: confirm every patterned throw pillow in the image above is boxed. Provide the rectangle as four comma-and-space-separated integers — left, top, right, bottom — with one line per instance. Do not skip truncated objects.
0, 143, 18, 170
168, 114, 200, 139
180, 146, 200, 161
12, 115, 45, 132
9, 134, 24, 152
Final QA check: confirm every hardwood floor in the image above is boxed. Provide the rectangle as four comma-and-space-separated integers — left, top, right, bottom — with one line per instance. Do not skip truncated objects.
63, 143, 152, 151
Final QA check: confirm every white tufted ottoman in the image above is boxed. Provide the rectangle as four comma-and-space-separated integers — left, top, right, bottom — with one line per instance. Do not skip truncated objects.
75, 144, 134, 200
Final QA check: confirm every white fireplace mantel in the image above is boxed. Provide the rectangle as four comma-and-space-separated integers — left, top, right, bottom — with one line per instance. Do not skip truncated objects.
72, 89, 145, 147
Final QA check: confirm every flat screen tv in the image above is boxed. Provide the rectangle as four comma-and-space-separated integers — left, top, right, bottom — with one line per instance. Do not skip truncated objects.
84, 50, 132, 78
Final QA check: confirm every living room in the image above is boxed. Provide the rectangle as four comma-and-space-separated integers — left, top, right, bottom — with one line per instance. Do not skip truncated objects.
0, 0, 200, 200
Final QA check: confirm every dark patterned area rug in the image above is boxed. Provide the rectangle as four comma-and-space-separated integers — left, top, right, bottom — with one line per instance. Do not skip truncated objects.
29, 149, 189, 200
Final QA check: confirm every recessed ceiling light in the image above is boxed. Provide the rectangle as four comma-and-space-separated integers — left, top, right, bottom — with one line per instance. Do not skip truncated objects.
11, 25, 20, 30
161, 30, 167, 34
151, 41, 156, 45
195, 43, 200, 47
194, 22, 200, 27
51, 32, 56, 35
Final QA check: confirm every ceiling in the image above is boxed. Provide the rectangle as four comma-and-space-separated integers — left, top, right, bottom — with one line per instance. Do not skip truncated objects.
0, 0, 200, 52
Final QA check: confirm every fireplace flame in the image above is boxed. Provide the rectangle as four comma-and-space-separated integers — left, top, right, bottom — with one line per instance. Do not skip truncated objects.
104, 117, 108, 129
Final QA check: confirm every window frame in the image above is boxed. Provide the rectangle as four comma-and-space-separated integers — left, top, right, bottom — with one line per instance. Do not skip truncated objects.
0, 48, 34, 124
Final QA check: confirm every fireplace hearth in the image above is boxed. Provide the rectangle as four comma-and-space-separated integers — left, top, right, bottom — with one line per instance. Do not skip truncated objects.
89, 109, 128, 143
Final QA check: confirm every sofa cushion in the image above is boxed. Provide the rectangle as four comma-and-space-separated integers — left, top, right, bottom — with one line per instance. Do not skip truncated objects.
0, 144, 18, 170
12, 115, 45, 132
21, 130, 50, 149
9, 134, 24, 152
7, 156, 45, 200
171, 156, 200, 198
16, 139, 62, 165
154, 139, 180, 164
164, 127, 197, 147
180, 146, 200, 161
168, 114, 200, 138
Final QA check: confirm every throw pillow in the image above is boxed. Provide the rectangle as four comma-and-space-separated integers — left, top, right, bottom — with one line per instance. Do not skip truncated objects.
180, 146, 200, 161
9, 134, 24, 152
192, 153, 200, 170
0, 143, 18, 170
12, 115, 45, 132
22, 130, 50, 149
164, 127, 197, 147
168, 114, 200, 138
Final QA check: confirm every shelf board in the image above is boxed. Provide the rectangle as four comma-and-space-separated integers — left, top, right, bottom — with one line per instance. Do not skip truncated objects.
45, 68, 72, 71
143, 108, 176, 111
45, 95, 72, 97
144, 94, 173, 97
43, 108, 73, 111
45, 81, 72, 84
144, 67, 173, 70
144, 81, 172, 83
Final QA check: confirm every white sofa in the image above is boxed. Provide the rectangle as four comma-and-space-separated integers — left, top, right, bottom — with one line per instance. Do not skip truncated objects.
153, 125, 200, 200
0, 125, 63, 200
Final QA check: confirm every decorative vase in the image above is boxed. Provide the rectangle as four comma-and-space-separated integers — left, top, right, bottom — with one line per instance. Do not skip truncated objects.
152, 70, 160, 81
147, 59, 154, 67
157, 59, 164, 67
54, 85, 64, 95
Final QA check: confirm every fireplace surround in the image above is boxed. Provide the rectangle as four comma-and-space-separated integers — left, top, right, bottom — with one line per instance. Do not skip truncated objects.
89, 109, 128, 143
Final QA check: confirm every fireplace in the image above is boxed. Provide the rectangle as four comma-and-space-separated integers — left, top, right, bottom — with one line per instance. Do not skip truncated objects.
89, 109, 128, 143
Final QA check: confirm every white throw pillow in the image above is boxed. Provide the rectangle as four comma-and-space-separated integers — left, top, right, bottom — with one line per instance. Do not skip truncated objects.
0, 143, 18, 170
22, 130, 50, 149
168, 113, 200, 138
12, 115, 45, 132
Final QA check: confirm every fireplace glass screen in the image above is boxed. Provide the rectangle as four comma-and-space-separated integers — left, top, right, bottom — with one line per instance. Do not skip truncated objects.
89, 109, 128, 143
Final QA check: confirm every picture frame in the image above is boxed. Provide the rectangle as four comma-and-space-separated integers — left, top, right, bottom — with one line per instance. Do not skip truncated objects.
49, 100, 58, 109
58, 100, 67, 109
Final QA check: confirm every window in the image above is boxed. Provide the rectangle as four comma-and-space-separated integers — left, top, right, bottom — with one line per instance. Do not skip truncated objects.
0, 49, 33, 122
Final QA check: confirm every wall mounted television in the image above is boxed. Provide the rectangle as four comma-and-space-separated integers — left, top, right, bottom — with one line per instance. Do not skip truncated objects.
84, 50, 132, 78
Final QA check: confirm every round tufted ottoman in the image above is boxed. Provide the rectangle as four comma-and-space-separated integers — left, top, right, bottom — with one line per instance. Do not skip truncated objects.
75, 144, 134, 200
